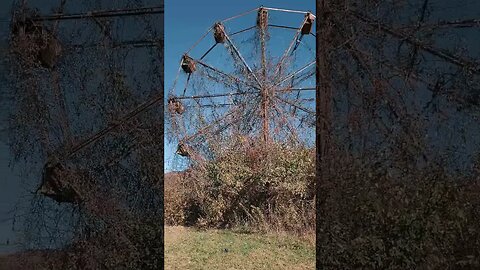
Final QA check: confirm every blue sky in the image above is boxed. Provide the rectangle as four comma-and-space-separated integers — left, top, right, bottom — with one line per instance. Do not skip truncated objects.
164, 0, 315, 172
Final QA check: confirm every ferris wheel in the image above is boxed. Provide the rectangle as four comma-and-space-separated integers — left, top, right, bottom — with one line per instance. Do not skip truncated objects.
167, 6, 316, 160
7, 2, 164, 204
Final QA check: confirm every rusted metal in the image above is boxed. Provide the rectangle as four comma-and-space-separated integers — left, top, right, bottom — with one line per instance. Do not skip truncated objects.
68, 87, 164, 157
30, 6, 164, 21
275, 96, 315, 115
39, 160, 79, 203
276, 87, 316, 92
176, 91, 253, 100
257, 8, 268, 30
213, 23, 226, 43
274, 14, 311, 80
261, 86, 270, 143
223, 33, 262, 88
258, 7, 268, 143
263, 7, 314, 15
176, 142, 191, 157
301, 13, 315, 35
168, 6, 316, 155
275, 61, 316, 86
181, 54, 196, 73
11, 11, 62, 69
11, 11, 42, 37
168, 97, 185, 115
39, 35, 62, 69
195, 59, 261, 91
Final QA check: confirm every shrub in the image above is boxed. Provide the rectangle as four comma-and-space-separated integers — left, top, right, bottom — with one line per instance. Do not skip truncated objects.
165, 139, 315, 235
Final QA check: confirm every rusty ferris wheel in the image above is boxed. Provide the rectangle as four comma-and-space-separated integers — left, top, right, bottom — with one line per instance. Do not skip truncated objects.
167, 6, 316, 160
7, 1, 164, 204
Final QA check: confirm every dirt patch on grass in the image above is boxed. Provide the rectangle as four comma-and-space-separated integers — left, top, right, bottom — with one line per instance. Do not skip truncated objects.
165, 226, 188, 246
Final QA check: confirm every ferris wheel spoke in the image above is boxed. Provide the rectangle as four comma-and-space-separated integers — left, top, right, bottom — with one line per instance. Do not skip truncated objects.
176, 91, 256, 100
275, 96, 314, 115
292, 34, 305, 53
274, 16, 309, 79
276, 87, 316, 92
289, 69, 316, 88
199, 43, 218, 60
201, 116, 245, 142
182, 74, 192, 96
183, 107, 243, 142
68, 91, 164, 157
195, 59, 261, 91
29, 6, 164, 23
223, 32, 263, 88
271, 102, 299, 141
51, 70, 74, 148
275, 60, 315, 87
291, 89, 302, 115
198, 71, 239, 95
350, 11, 480, 74
185, 27, 214, 55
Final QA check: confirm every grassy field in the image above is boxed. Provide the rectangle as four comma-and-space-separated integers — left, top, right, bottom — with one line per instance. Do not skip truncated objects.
164, 226, 315, 270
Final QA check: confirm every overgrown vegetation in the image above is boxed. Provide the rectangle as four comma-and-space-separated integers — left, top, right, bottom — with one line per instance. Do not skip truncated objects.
317, 154, 480, 269
315, 0, 480, 268
165, 139, 315, 235
6, 215, 163, 270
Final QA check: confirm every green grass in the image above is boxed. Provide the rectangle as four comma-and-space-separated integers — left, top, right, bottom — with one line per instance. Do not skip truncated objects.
165, 226, 315, 270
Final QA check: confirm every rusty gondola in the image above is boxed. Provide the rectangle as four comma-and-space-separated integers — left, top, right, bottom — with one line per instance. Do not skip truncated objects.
10, 9, 62, 69
38, 158, 80, 203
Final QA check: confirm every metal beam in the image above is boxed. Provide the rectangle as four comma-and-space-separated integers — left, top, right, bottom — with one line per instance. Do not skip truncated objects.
31, 6, 164, 21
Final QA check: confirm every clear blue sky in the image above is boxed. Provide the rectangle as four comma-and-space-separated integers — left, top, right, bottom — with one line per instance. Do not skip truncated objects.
164, 0, 315, 172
